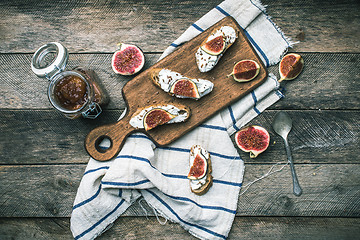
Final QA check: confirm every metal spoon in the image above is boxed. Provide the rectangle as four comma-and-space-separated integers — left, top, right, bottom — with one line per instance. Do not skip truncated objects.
272, 112, 302, 196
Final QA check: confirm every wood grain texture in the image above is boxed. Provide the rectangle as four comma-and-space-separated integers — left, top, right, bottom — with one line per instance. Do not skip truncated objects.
0, 110, 358, 164
85, 17, 268, 161
0, 0, 359, 238
0, 53, 160, 109
1, 217, 359, 240
0, 0, 359, 53
1, 164, 359, 217
264, 0, 360, 53
0, 53, 358, 110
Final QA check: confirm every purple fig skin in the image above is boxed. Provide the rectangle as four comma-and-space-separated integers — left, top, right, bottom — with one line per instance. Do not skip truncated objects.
111, 43, 145, 75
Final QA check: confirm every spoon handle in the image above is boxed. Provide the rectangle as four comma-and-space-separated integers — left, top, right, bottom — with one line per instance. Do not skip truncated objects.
284, 138, 302, 196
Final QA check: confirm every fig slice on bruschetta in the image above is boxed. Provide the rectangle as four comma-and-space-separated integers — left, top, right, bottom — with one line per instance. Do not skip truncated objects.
150, 68, 213, 100
195, 25, 238, 73
129, 103, 191, 131
188, 145, 213, 195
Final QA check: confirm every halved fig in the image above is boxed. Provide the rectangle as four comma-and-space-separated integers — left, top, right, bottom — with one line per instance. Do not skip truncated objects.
188, 148, 208, 180
201, 35, 225, 56
227, 60, 260, 82
235, 125, 270, 158
170, 78, 200, 99
279, 53, 304, 82
111, 43, 145, 75
143, 108, 175, 131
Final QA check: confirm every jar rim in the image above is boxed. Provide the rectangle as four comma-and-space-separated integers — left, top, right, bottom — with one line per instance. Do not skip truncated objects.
31, 42, 68, 79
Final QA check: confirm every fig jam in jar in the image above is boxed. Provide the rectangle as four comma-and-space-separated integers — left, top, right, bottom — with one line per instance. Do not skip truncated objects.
31, 42, 109, 119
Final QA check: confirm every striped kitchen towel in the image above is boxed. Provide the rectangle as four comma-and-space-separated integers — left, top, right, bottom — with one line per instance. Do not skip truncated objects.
70, 0, 294, 239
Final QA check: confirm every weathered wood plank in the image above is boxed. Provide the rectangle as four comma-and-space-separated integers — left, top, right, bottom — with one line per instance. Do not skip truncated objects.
0, 0, 359, 53
1, 164, 359, 217
0, 53, 359, 110
0, 110, 358, 164
268, 53, 360, 110
264, 0, 360, 53
0, 217, 359, 240
0, 53, 160, 109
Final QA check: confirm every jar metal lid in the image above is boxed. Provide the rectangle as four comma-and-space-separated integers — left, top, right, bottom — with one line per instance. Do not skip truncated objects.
31, 42, 68, 79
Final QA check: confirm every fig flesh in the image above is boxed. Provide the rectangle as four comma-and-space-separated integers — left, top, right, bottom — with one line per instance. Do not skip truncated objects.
143, 108, 175, 131
201, 35, 225, 56
111, 43, 145, 75
188, 150, 207, 180
279, 53, 304, 82
228, 60, 260, 82
170, 78, 200, 99
235, 125, 270, 158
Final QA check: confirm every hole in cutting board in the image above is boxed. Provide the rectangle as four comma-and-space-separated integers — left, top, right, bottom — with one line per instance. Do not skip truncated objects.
95, 135, 113, 153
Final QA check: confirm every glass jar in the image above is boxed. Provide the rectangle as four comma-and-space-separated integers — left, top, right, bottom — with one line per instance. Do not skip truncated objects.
31, 42, 109, 119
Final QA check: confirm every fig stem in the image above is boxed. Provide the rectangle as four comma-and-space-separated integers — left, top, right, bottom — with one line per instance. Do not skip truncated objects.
278, 78, 285, 82
227, 72, 233, 78
116, 43, 123, 49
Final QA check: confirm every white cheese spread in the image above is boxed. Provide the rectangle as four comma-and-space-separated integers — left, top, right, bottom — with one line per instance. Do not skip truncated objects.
196, 25, 237, 72
129, 104, 188, 129
157, 69, 213, 99
189, 145, 210, 190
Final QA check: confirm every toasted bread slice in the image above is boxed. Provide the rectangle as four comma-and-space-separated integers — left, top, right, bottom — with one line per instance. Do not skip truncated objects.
149, 68, 214, 100
129, 103, 191, 130
188, 145, 213, 195
199, 25, 237, 53
191, 160, 213, 196
196, 25, 238, 72
149, 68, 163, 88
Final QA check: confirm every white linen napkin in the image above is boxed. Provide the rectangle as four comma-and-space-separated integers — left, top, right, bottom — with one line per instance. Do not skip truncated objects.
70, 0, 293, 239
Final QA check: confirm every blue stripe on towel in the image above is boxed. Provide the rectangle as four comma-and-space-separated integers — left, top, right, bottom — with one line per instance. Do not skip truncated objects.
116, 155, 149, 162
157, 146, 190, 153
215, 5, 270, 67
215, 5, 230, 16
73, 184, 102, 210
170, 43, 179, 47
251, 91, 261, 115
213, 179, 242, 187
162, 173, 188, 179
192, 23, 204, 32
83, 166, 110, 176
74, 199, 125, 240
162, 193, 237, 214
210, 151, 241, 160
157, 146, 241, 160
146, 189, 226, 239
227, 106, 240, 132
249, 0, 291, 48
275, 89, 285, 98
160, 173, 243, 188
102, 179, 150, 187
114, 154, 242, 182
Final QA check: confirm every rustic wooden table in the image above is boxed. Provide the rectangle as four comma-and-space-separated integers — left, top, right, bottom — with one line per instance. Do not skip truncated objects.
1, 0, 359, 239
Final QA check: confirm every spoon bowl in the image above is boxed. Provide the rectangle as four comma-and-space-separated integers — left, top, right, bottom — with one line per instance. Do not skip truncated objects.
272, 112, 302, 196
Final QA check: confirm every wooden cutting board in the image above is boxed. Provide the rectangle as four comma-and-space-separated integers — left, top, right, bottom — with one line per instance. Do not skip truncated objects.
85, 16, 268, 161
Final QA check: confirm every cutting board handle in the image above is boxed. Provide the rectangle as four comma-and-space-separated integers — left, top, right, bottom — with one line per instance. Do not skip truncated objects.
84, 117, 138, 161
